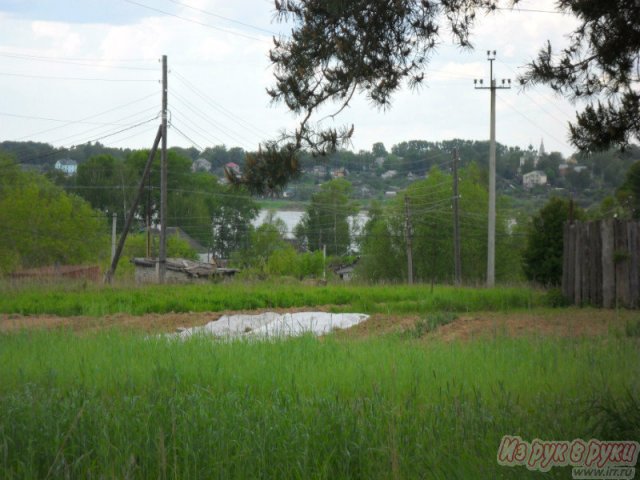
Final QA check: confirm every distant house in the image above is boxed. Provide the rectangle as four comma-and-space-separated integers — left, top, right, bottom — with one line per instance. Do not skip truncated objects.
54, 159, 77, 175
381, 170, 397, 180
331, 167, 348, 179
573, 165, 588, 174
384, 191, 397, 198
374, 157, 386, 168
332, 258, 359, 281
558, 163, 570, 176
225, 162, 241, 176
523, 170, 548, 189
192, 158, 212, 173
311, 165, 327, 178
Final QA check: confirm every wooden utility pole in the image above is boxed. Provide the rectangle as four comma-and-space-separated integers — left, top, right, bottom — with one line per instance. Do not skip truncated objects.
104, 127, 162, 284
111, 213, 117, 262
474, 51, 510, 287
146, 173, 151, 257
404, 195, 414, 285
452, 148, 462, 285
159, 54, 168, 283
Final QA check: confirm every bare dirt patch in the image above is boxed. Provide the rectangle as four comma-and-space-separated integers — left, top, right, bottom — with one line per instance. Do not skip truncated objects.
0, 307, 333, 334
338, 308, 638, 341
432, 309, 636, 342
1, 307, 637, 340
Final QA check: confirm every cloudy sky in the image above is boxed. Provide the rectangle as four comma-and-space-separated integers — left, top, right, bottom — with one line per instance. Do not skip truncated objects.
0, 0, 582, 157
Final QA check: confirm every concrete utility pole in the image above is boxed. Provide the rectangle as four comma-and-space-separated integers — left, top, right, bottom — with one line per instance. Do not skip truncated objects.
452, 148, 461, 285
159, 54, 168, 283
404, 195, 414, 285
474, 51, 510, 287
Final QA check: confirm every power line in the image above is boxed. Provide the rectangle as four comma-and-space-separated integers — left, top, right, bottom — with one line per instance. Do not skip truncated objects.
122, 0, 265, 42
11, 107, 160, 156
0, 106, 160, 163
14, 92, 158, 141
494, 6, 563, 15
0, 71, 157, 82
497, 95, 571, 151
0, 49, 154, 62
496, 59, 577, 121
2, 118, 159, 167
173, 71, 271, 138
171, 89, 255, 147
172, 124, 204, 151
0, 111, 149, 128
170, 109, 230, 147
165, 0, 277, 35
0, 51, 157, 71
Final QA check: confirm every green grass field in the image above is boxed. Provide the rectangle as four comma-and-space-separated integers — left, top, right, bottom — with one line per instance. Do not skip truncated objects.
0, 330, 638, 479
0, 281, 545, 317
0, 281, 637, 478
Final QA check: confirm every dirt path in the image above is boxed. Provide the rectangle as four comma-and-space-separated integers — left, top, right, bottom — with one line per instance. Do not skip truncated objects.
0, 307, 332, 334
1, 308, 637, 340
338, 309, 638, 341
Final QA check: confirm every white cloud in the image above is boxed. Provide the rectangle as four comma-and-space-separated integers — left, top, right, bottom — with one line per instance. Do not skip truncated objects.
31, 21, 83, 55
0, 1, 585, 156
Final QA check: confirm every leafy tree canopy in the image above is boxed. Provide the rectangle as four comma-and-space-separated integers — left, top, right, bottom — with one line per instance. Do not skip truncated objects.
295, 178, 358, 256
357, 164, 521, 283
0, 155, 107, 273
616, 160, 640, 219
522, 197, 584, 286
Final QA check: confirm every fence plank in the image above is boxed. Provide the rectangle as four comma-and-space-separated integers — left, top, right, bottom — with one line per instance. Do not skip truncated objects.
593, 221, 603, 307
601, 219, 615, 309
562, 222, 570, 300
574, 222, 583, 305
564, 219, 639, 309
566, 223, 576, 303
615, 220, 630, 307
582, 223, 591, 305
629, 222, 639, 308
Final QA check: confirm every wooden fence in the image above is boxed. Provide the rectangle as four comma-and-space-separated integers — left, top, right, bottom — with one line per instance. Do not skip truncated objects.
11, 265, 101, 282
563, 220, 640, 308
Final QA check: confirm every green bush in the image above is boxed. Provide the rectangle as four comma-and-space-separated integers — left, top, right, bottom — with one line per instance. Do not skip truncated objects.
544, 288, 571, 307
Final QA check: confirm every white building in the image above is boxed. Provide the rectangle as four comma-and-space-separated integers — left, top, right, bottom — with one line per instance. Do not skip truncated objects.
191, 158, 212, 173
54, 159, 77, 175
523, 170, 548, 189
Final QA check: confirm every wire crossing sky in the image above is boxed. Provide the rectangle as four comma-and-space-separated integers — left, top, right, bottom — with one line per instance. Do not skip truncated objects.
0, 0, 581, 156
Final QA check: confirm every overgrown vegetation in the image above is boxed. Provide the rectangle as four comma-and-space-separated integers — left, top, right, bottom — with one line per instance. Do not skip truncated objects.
0, 154, 107, 274
0, 332, 637, 478
402, 312, 459, 339
522, 197, 583, 286
357, 165, 523, 283
0, 282, 544, 317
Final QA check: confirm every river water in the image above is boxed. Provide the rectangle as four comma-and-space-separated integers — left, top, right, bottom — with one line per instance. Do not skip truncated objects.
253, 210, 368, 239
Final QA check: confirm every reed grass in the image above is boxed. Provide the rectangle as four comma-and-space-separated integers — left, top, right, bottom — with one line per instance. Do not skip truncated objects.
0, 281, 544, 317
0, 331, 637, 478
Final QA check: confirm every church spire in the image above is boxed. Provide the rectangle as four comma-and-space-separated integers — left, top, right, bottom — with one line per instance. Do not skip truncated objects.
539, 138, 546, 157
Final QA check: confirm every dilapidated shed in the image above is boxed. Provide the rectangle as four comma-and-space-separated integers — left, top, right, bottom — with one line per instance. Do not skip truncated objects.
132, 258, 238, 284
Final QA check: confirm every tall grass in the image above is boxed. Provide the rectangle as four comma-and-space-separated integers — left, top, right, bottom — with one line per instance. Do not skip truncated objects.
0, 281, 544, 316
0, 331, 638, 478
